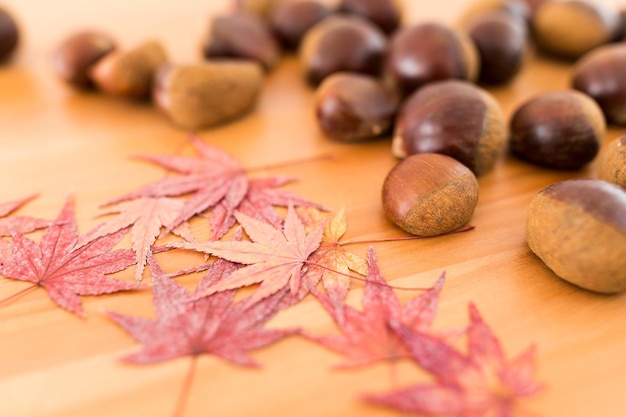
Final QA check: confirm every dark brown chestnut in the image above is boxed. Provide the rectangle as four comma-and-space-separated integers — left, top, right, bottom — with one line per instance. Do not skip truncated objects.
52, 31, 117, 90
337, 0, 402, 35
203, 14, 280, 71
384, 22, 479, 97
509, 90, 605, 170
314, 72, 398, 142
0, 7, 18, 62
299, 15, 387, 86
269, 0, 333, 50
392, 80, 506, 176
572, 44, 626, 125
533, 0, 620, 59
466, 11, 527, 84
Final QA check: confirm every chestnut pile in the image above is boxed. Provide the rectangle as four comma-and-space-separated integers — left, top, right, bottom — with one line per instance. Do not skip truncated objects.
24, 0, 626, 293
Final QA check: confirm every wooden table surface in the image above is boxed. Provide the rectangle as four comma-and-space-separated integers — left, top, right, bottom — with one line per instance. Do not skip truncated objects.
2, 1, 626, 416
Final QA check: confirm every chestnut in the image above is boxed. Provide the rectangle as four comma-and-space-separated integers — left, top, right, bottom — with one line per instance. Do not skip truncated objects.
598, 135, 626, 189
526, 179, 626, 293
52, 31, 117, 90
457, 0, 531, 25
269, 0, 333, 50
90, 40, 168, 100
382, 153, 479, 236
392, 80, 507, 176
299, 15, 387, 86
314, 72, 398, 142
384, 22, 479, 97
337, 0, 402, 35
533, 0, 620, 59
466, 11, 528, 84
572, 44, 626, 125
153, 61, 263, 130
233, 0, 282, 20
509, 90, 605, 170
0, 7, 18, 62
203, 14, 280, 71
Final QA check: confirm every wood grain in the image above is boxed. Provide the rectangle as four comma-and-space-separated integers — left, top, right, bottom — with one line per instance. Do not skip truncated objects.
1, 1, 626, 416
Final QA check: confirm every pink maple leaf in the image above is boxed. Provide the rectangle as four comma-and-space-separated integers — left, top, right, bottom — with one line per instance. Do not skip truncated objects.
365, 303, 543, 416
0, 197, 140, 316
307, 247, 444, 368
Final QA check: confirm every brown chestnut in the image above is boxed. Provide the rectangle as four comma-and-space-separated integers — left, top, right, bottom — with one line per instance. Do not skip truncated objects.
572, 44, 626, 125
299, 15, 387, 86
153, 61, 263, 130
392, 80, 506, 176
384, 22, 479, 97
526, 179, 626, 293
509, 90, 605, 170
533, 0, 620, 60
52, 31, 117, 90
203, 14, 280, 71
0, 7, 18, 62
382, 153, 479, 236
314, 72, 398, 142
269, 0, 333, 50
90, 40, 168, 100
337, 0, 402, 35
598, 135, 626, 188
233, 0, 282, 20
466, 11, 527, 84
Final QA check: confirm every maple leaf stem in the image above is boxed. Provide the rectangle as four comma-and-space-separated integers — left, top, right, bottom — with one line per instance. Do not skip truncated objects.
245, 153, 338, 173
171, 355, 199, 417
303, 261, 429, 292
0, 284, 39, 307
339, 225, 475, 247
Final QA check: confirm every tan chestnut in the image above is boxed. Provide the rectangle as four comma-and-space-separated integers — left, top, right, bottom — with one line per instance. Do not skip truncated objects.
393, 80, 507, 176
203, 14, 280, 71
534, 0, 620, 59
153, 61, 263, 130
90, 40, 167, 99
457, 0, 531, 25
509, 90, 605, 170
52, 31, 117, 89
314, 72, 398, 142
234, 0, 282, 19
598, 135, 626, 188
382, 153, 479, 236
384, 22, 479, 97
526, 179, 626, 293
269, 0, 333, 49
572, 44, 626, 125
338, 0, 403, 35
300, 15, 387, 86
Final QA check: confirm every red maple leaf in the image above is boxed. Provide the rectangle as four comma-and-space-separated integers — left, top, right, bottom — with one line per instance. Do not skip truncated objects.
0, 194, 51, 237
209, 176, 325, 240
109, 135, 321, 238
365, 304, 543, 416
171, 205, 325, 306
0, 197, 140, 316
107, 257, 297, 416
77, 197, 195, 283
307, 247, 444, 368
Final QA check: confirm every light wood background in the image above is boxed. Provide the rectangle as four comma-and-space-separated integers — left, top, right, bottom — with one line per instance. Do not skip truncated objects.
1, 1, 626, 416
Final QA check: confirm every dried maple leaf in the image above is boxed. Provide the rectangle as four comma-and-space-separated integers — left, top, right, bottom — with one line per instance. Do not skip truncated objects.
78, 197, 194, 283
0, 194, 51, 237
304, 208, 367, 309
107, 257, 296, 416
0, 197, 140, 316
365, 304, 543, 416
209, 176, 325, 240
307, 247, 444, 368
171, 205, 325, 306
109, 135, 321, 238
